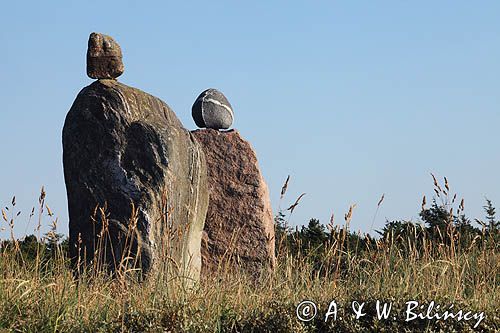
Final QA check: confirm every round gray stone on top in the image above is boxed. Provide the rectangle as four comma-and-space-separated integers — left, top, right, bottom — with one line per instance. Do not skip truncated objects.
192, 89, 234, 130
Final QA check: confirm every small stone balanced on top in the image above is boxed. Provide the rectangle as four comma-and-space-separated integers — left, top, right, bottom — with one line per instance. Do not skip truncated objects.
192, 89, 234, 130
87, 32, 124, 79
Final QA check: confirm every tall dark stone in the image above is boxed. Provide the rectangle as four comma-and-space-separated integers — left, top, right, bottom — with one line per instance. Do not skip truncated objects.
63, 79, 208, 280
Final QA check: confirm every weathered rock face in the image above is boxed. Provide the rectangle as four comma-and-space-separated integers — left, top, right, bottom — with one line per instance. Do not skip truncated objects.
63, 79, 208, 281
191, 129, 275, 275
192, 89, 234, 130
87, 33, 124, 79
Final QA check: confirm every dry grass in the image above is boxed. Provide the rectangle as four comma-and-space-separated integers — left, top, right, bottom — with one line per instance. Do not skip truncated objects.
0, 186, 498, 332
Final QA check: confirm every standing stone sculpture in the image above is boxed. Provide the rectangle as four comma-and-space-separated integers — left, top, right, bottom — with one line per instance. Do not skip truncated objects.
192, 129, 276, 275
192, 89, 234, 130
63, 33, 208, 282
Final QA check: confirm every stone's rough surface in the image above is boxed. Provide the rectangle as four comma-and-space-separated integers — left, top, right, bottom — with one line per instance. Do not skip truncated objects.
87, 32, 124, 79
192, 89, 234, 130
63, 80, 209, 281
192, 129, 275, 275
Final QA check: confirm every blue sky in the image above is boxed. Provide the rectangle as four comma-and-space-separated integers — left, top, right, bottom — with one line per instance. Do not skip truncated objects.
1, 1, 499, 238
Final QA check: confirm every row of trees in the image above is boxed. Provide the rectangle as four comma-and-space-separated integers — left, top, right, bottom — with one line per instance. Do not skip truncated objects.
275, 198, 499, 257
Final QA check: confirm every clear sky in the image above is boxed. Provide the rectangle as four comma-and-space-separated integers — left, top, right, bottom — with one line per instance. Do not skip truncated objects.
1, 1, 499, 238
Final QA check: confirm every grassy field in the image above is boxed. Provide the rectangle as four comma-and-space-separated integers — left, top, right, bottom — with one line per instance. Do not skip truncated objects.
0, 187, 498, 332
